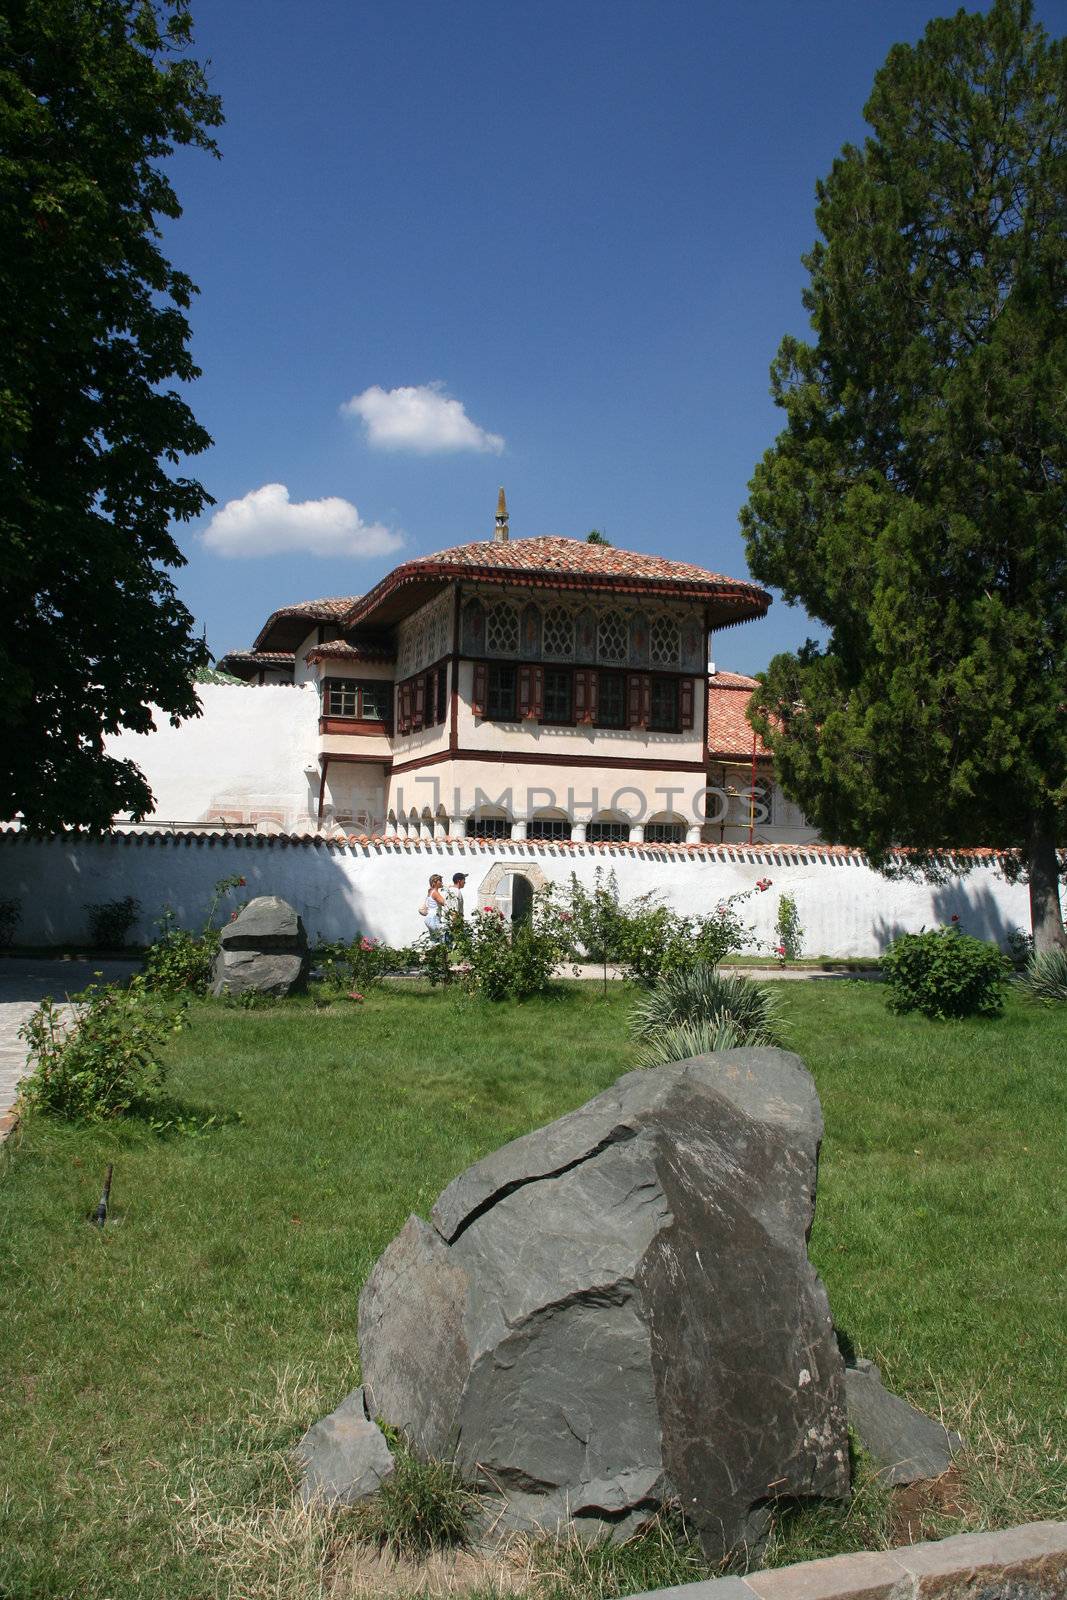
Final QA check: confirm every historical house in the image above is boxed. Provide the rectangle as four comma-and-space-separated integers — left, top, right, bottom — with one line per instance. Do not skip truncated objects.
216, 493, 818, 845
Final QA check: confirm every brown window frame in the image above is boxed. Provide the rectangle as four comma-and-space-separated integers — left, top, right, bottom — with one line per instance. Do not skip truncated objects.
323, 677, 388, 721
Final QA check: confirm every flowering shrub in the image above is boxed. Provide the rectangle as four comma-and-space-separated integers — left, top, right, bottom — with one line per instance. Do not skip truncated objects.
450, 888, 573, 1000
18, 976, 185, 1122
313, 934, 419, 995
561, 870, 761, 985
882, 925, 1008, 1020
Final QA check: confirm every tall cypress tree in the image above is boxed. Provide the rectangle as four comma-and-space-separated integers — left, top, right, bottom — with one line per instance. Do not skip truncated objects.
0, 1, 222, 829
741, 0, 1066, 949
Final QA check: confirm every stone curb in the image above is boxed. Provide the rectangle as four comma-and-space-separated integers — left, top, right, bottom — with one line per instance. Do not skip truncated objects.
621, 1520, 1067, 1600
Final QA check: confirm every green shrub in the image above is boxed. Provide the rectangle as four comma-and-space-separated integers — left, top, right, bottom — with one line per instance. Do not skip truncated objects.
352, 1440, 476, 1558
1016, 946, 1067, 1005
631, 964, 784, 1057
311, 934, 418, 997
0, 897, 20, 949
143, 875, 247, 997
451, 889, 571, 1000
562, 869, 763, 985
18, 976, 185, 1121
775, 892, 803, 961
882, 926, 1008, 1019
84, 895, 140, 949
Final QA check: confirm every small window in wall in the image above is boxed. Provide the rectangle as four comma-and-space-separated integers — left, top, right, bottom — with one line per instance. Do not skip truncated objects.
542, 606, 575, 660
649, 677, 678, 732
466, 814, 511, 839
528, 815, 572, 841
649, 616, 680, 666
645, 819, 686, 844
487, 664, 517, 721
587, 819, 631, 843
325, 678, 387, 720
596, 671, 626, 728
542, 667, 573, 725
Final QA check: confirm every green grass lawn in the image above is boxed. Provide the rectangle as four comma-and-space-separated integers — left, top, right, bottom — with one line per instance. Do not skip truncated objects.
1, 982, 1064, 1600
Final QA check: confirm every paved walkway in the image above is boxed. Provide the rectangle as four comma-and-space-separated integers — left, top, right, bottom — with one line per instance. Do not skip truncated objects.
0, 958, 141, 1137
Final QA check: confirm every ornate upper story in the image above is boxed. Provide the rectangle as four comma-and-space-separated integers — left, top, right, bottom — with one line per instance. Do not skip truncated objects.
216, 510, 771, 763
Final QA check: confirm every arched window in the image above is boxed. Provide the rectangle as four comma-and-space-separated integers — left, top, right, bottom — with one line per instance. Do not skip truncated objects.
542, 606, 575, 660
597, 610, 628, 663
587, 812, 631, 844
466, 809, 512, 840
649, 615, 680, 666
486, 602, 520, 656
645, 813, 686, 844
527, 810, 572, 842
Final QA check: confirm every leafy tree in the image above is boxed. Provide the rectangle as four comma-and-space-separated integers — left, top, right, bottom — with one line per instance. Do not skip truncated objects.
585, 528, 612, 545
741, 0, 1066, 949
0, 0, 223, 829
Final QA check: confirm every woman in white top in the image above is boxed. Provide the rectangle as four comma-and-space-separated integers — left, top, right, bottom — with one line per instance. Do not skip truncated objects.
422, 874, 448, 942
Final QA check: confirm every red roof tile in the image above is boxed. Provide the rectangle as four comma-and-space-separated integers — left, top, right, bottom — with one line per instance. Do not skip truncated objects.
707, 678, 771, 760
215, 649, 296, 681
343, 537, 769, 630
253, 597, 361, 650
305, 640, 396, 664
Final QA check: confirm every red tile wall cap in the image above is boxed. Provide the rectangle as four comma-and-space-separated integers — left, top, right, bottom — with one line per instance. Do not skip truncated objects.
305, 640, 397, 664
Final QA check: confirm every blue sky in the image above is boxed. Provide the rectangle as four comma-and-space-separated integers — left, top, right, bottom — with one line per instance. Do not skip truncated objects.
164, 0, 1063, 676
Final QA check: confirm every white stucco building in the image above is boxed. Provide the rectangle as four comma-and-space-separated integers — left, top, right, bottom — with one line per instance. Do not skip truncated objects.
195, 493, 818, 846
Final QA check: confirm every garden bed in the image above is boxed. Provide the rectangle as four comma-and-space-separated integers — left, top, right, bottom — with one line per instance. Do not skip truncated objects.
0, 982, 1063, 1599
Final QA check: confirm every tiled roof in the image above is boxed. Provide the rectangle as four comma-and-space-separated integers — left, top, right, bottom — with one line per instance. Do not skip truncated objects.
253, 597, 360, 650
215, 649, 296, 681
409, 536, 758, 586
343, 537, 770, 630
305, 640, 396, 664
709, 670, 759, 690
707, 677, 771, 760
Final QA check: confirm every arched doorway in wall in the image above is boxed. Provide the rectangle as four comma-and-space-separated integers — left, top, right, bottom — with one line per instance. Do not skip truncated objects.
509, 873, 534, 925
476, 860, 547, 922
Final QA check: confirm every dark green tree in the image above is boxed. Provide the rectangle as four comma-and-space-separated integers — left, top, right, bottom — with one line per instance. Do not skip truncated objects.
585, 528, 612, 545
741, 0, 1066, 949
0, 0, 222, 829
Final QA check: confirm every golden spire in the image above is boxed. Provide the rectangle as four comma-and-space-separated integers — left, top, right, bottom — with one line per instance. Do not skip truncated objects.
494, 486, 509, 542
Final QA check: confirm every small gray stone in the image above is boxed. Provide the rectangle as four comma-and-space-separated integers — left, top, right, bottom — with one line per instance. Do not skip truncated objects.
845, 1362, 961, 1484
297, 1386, 394, 1507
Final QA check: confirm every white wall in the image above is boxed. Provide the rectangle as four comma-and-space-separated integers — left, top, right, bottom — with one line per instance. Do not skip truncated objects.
105, 684, 320, 829
0, 833, 1034, 957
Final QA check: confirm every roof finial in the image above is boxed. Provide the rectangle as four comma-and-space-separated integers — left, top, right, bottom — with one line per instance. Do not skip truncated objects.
494, 485, 509, 542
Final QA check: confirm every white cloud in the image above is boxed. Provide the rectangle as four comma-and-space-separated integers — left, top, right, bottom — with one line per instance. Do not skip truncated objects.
202, 483, 404, 561
341, 382, 504, 455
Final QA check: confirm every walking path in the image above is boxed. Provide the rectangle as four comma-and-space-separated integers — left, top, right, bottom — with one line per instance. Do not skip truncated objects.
0, 958, 141, 1139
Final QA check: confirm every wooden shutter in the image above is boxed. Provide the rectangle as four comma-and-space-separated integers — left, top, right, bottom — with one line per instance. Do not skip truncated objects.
413, 673, 425, 730
574, 669, 588, 724
680, 676, 695, 731
518, 664, 533, 720
627, 673, 647, 729
640, 674, 652, 727
472, 661, 487, 718
586, 669, 598, 725
530, 665, 544, 722
398, 680, 412, 734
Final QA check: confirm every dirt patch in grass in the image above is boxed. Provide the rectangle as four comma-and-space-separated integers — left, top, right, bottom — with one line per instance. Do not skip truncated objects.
887, 1466, 975, 1547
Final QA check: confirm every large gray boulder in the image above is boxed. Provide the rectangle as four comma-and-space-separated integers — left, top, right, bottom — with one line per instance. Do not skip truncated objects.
356, 1049, 850, 1559
211, 895, 309, 998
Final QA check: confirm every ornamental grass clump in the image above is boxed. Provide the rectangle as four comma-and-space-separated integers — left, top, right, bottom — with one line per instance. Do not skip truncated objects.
351, 1440, 477, 1559
881, 926, 1008, 1020
631, 964, 784, 1067
1015, 946, 1067, 1005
